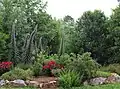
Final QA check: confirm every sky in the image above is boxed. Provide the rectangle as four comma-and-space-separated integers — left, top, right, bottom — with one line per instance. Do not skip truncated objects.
45, 0, 119, 20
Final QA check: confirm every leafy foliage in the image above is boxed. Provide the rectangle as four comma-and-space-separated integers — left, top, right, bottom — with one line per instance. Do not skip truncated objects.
106, 5, 120, 63
31, 62, 42, 76
0, 0, 60, 64
100, 64, 120, 75
1, 68, 33, 80
94, 71, 111, 77
0, 32, 9, 60
68, 52, 99, 81
76, 10, 108, 64
1, 0, 120, 83
59, 70, 80, 88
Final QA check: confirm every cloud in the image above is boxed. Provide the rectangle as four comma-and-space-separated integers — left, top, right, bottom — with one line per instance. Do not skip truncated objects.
46, 0, 119, 20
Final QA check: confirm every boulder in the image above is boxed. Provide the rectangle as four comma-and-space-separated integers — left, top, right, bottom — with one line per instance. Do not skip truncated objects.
83, 80, 89, 85
39, 80, 57, 88
89, 77, 106, 85
105, 73, 120, 84
10, 79, 26, 87
0, 80, 6, 87
26, 80, 39, 87
5, 80, 10, 84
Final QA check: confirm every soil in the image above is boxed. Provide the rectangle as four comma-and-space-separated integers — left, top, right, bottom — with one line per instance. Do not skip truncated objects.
31, 76, 58, 89
32, 76, 58, 83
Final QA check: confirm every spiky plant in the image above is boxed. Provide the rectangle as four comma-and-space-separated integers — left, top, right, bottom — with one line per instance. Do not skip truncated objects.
58, 22, 65, 56
22, 25, 38, 64
9, 22, 19, 65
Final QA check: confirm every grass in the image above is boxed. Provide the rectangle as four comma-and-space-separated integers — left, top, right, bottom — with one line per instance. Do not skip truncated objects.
0, 87, 36, 89
1, 84, 120, 89
60, 84, 120, 89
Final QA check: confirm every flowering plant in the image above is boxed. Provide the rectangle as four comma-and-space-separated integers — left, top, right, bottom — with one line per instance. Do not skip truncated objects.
0, 61, 13, 75
42, 60, 64, 76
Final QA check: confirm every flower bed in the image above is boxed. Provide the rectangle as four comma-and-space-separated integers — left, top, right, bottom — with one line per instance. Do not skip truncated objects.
42, 60, 64, 76
0, 61, 13, 75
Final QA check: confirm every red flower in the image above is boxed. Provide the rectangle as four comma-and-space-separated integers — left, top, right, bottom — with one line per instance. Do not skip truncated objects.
0, 61, 13, 70
43, 65, 51, 70
47, 60, 56, 66
42, 60, 64, 76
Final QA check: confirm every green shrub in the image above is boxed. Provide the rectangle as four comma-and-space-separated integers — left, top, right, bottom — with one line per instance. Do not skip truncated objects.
59, 70, 80, 88
36, 52, 47, 64
94, 71, 111, 77
68, 52, 99, 81
16, 63, 32, 70
37, 53, 72, 68
51, 69, 62, 77
58, 53, 72, 67
100, 64, 120, 75
0, 32, 9, 60
31, 62, 42, 76
1, 68, 33, 80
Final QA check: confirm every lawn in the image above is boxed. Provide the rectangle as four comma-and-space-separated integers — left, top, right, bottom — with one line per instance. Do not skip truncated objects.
60, 84, 120, 89
0, 87, 36, 89
1, 84, 120, 89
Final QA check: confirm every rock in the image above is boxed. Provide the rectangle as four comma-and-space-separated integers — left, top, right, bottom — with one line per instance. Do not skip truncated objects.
26, 80, 39, 87
5, 80, 10, 84
39, 80, 57, 88
83, 80, 89, 85
105, 73, 120, 84
39, 83, 43, 88
0, 80, 6, 87
89, 77, 106, 85
10, 79, 26, 87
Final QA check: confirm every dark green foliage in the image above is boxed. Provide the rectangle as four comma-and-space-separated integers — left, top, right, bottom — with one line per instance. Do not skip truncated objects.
0, 0, 60, 64
0, 32, 9, 60
63, 15, 74, 23
1, 0, 120, 73
76, 10, 108, 64
105, 5, 120, 63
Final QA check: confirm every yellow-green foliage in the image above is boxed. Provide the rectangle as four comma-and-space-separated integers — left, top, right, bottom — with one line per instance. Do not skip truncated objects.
1, 68, 33, 80
100, 64, 120, 75
94, 71, 111, 77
